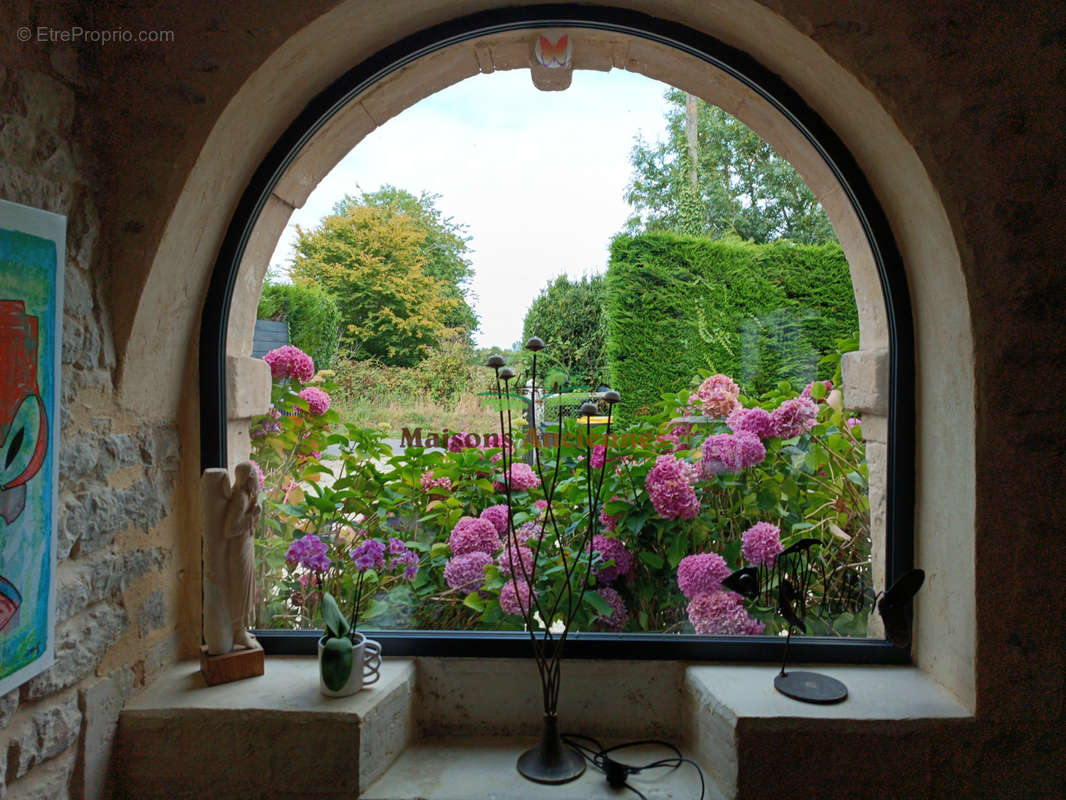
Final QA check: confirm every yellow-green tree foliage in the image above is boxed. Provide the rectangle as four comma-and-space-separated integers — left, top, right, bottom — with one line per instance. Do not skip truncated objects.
290, 204, 459, 367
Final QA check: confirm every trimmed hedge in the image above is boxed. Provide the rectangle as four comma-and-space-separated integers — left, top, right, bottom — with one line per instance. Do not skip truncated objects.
257, 281, 342, 370
605, 233, 857, 421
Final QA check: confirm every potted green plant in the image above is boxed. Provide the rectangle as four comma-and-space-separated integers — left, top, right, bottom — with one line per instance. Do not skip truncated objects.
318, 537, 419, 696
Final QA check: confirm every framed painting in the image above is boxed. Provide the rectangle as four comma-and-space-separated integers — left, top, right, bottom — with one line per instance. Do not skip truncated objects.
0, 199, 64, 696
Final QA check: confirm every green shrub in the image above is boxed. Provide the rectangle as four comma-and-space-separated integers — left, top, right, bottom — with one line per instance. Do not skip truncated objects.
605, 232, 856, 422
257, 281, 342, 369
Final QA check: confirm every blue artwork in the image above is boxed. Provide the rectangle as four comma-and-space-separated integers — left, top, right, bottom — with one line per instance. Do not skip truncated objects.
0, 199, 64, 695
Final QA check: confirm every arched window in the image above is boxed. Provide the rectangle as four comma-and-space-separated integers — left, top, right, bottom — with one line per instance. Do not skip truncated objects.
199, 5, 913, 663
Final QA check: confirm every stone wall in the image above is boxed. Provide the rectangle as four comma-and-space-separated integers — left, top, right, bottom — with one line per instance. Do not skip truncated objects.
0, 3, 184, 796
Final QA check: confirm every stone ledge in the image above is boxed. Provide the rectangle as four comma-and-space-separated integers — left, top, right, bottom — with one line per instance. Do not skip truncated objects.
118, 657, 415, 798
116, 658, 971, 799
361, 738, 724, 800
684, 664, 971, 798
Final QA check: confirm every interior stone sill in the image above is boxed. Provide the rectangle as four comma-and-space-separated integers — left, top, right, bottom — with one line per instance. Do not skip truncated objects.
117, 657, 971, 799
360, 737, 725, 800
685, 663, 972, 798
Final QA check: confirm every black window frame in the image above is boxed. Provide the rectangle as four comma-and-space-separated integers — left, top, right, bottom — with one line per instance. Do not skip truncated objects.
199, 4, 914, 665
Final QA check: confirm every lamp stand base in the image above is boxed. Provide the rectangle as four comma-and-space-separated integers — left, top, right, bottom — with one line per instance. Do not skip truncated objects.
774, 670, 848, 704
517, 714, 586, 784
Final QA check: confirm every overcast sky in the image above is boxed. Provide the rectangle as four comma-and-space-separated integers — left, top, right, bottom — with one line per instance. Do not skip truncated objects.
267, 67, 671, 349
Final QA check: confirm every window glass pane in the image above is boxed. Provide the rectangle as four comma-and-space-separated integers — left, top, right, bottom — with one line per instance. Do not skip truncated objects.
247, 71, 880, 644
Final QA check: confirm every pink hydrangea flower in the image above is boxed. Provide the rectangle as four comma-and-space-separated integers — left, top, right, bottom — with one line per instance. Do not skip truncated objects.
703, 431, 766, 474
677, 552, 731, 599
497, 544, 534, 578
263, 345, 315, 382
645, 455, 700, 520
770, 397, 819, 439
599, 495, 627, 533
298, 386, 331, 415
741, 521, 784, 568
420, 471, 453, 493
516, 521, 545, 544
444, 551, 492, 592
800, 379, 834, 401
592, 586, 627, 632
727, 406, 774, 439
696, 374, 741, 418
592, 534, 633, 583
500, 580, 536, 616
480, 504, 510, 535
449, 517, 501, 556
590, 444, 607, 470
495, 462, 540, 492
687, 590, 765, 635
447, 432, 480, 452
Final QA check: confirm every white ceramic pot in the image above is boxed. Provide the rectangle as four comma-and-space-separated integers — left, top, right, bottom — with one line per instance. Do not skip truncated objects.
317, 631, 382, 697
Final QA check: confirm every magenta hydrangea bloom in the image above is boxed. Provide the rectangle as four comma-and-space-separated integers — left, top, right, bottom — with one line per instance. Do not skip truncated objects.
500, 579, 536, 616
449, 516, 501, 556
696, 373, 741, 418
351, 539, 386, 571
800, 379, 834, 402
495, 462, 540, 492
263, 345, 315, 382
497, 544, 535, 578
592, 534, 633, 583
770, 397, 819, 439
645, 455, 701, 520
516, 521, 545, 544
444, 551, 492, 592
480, 504, 510, 535
599, 495, 627, 533
592, 586, 627, 632
702, 431, 766, 475
677, 552, 731, 599
727, 406, 775, 439
297, 386, 331, 415
285, 533, 330, 572
420, 471, 453, 493
590, 444, 607, 470
687, 590, 766, 635
741, 522, 784, 568
447, 431, 479, 452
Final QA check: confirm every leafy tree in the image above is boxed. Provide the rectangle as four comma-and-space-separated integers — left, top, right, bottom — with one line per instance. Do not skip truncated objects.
257, 279, 342, 369
521, 274, 608, 389
626, 89, 836, 244
289, 204, 459, 367
338, 186, 478, 333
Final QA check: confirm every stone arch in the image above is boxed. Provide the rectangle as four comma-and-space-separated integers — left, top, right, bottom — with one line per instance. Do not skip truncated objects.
121, 3, 971, 708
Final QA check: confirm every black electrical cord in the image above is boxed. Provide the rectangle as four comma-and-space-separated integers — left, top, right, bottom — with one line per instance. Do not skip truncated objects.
562, 733, 706, 800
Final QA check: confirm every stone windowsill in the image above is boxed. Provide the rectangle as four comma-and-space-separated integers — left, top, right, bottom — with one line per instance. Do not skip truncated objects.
117, 657, 971, 799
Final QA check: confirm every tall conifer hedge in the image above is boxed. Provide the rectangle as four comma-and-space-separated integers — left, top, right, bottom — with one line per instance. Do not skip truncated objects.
605, 233, 856, 421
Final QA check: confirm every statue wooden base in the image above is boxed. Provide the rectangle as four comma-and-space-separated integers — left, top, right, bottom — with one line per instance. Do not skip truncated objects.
199, 642, 264, 686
